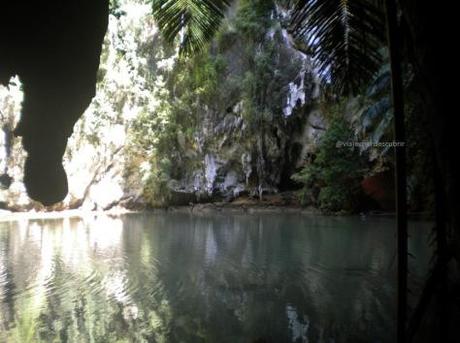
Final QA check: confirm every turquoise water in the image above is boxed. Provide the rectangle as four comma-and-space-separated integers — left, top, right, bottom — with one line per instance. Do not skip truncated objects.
0, 212, 431, 342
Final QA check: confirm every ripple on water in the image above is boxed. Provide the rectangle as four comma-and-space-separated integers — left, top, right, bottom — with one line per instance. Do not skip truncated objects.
0, 213, 431, 343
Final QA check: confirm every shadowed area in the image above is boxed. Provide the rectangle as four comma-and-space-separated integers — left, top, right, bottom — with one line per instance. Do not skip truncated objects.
0, 1, 109, 205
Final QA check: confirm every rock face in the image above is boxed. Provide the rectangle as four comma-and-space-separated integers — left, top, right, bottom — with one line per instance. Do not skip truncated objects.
160, 9, 323, 204
1, 2, 156, 211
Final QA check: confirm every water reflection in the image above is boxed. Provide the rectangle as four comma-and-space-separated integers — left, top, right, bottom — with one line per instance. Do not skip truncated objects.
0, 213, 430, 342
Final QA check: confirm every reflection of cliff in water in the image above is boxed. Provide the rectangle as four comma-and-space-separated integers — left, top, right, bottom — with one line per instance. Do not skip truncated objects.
0, 213, 431, 342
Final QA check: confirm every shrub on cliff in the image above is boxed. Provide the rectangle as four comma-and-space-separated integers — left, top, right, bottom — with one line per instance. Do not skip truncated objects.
292, 108, 367, 213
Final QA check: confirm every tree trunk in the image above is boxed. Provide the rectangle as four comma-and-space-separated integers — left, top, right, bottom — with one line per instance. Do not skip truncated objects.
385, 1, 408, 342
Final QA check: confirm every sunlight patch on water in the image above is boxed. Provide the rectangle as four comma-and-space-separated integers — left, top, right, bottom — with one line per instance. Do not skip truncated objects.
87, 215, 123, 251
287, 304, 309, 342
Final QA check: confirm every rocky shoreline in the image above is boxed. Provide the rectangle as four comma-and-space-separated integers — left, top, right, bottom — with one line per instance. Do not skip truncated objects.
1, 202, 413, 225
0, 192, 312, 220
1, 191, 431, 222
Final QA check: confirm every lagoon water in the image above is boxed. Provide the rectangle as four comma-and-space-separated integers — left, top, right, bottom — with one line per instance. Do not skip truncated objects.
0, 212, 431, 343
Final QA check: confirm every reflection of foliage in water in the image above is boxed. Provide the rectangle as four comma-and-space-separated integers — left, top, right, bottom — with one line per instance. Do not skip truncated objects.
0, 213, 410, 342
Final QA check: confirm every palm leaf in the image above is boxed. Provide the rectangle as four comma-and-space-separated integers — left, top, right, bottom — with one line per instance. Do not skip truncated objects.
289, 0, 386, 94
152, 0, 232, 56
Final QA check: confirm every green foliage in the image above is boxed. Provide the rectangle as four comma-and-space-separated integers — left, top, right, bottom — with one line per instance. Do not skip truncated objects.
289, 0, 386, 94
235, 0, 275, 41
109, 0, 126, 18
241, 50, 279, 129
351, 58, 394, 163
237, 2, 295, 131
143, 157, 172, 207
292, 104, 367, 212
128, 41, 228, 206
151, 0, 232, 55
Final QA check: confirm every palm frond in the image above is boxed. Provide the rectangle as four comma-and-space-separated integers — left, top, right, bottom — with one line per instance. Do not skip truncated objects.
152, 0, 232, 56
289, 0, 386, 95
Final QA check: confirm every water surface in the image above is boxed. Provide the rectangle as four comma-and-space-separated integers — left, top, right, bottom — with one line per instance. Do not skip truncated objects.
0, 212, 431, 342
